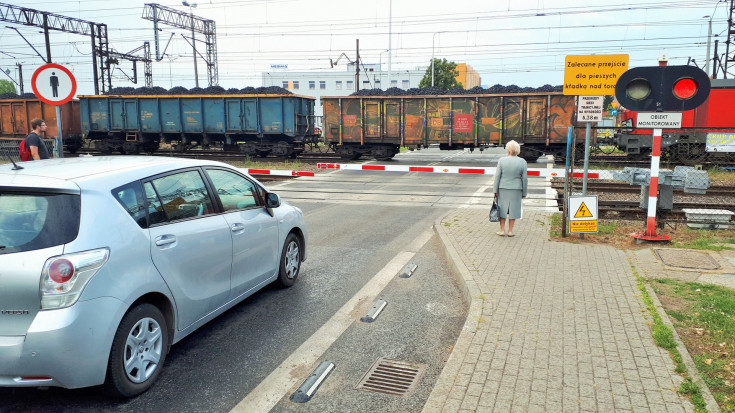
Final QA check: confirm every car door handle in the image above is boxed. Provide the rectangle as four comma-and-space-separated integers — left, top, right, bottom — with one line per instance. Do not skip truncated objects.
155, 235, 176, 247
231, 223, 245, 233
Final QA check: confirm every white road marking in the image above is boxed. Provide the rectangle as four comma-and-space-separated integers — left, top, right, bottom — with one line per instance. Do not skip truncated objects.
459, 181, 494, 208
230, 228, 435, 413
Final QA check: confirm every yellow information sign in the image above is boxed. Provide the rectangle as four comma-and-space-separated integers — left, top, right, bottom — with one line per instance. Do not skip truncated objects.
570, 220, 598, 232
564, 54, 629, 96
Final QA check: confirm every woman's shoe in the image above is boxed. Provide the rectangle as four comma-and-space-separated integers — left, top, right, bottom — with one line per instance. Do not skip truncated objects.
496, 231, 506, 236
507, 232, 515, 237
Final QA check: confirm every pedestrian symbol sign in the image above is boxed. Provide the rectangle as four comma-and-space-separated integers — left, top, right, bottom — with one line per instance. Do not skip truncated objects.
31, 63, 77, 106
568, 195, 598, 233
574, 202, 594, 218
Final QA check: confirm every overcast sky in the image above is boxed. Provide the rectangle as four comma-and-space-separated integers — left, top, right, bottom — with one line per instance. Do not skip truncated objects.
0, 0, 728, 95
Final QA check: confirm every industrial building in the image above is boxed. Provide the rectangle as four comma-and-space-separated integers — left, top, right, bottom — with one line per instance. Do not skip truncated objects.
261, 63, 426, 118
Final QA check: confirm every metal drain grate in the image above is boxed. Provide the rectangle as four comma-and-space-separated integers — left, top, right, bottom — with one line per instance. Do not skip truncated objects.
355, 357, 427, 396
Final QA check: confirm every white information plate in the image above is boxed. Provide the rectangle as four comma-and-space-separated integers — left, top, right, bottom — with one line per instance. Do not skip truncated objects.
577, 96, 603, 122
636, 112, 683, 128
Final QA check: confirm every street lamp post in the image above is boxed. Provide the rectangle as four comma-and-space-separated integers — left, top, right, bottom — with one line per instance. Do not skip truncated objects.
431, 32, 445, 87
182, 1, 199, 88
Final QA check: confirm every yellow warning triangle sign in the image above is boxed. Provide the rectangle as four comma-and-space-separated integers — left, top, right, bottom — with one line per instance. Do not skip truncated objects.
574, 202, 594, 218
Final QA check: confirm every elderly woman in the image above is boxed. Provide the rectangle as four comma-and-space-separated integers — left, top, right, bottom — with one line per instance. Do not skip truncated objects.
492, 140, 528, 237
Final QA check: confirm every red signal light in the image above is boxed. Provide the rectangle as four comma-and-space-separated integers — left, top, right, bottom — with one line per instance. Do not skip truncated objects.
673, 77, 697, 100
49, 259, 75, 283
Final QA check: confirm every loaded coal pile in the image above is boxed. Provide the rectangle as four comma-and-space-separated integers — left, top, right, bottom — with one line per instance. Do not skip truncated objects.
350, 84, 562, 96
0, 92, 44, 99
102, 85, 292, 96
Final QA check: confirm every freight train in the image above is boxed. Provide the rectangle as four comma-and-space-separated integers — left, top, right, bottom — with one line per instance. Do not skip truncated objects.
321, 91, 583, 161
614, 79, 735, 165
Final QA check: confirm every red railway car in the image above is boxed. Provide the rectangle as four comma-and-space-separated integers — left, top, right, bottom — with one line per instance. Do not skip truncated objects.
0, 98, 83, 153
615, 79, 735, 164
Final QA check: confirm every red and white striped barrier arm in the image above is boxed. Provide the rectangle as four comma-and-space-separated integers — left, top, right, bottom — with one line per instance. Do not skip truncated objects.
317, 163, 617, 179
240, 168, 315, 177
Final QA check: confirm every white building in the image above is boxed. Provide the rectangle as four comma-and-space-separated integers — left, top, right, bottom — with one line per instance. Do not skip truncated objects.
261, 63, 427, 119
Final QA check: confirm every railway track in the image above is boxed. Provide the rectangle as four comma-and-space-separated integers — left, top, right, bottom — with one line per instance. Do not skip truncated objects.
550, 181, 735, 197
552, 180, 735, 222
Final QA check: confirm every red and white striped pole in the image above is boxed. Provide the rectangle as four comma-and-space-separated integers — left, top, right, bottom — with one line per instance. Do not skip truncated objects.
631, 54, 671, 242
631, 127, 670, 241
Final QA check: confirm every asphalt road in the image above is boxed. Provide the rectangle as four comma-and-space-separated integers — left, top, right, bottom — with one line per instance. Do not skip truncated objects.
1, 150, 509, 413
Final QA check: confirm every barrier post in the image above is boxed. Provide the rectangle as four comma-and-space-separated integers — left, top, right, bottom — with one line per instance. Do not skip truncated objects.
630, 127, 670, 241
562, 127, 572, 238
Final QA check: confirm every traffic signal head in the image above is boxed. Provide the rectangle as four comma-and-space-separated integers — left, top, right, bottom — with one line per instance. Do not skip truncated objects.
614, 65, 711, 112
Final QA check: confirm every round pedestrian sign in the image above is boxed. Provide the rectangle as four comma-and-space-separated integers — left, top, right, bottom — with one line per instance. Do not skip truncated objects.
31, 63, 77, 106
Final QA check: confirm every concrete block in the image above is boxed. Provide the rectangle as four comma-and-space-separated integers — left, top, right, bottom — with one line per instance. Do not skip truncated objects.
682, 209, 734, 229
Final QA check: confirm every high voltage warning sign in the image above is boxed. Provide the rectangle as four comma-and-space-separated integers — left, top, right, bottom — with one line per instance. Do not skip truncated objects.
574, 202, 594, 218
569, 196, 598, 233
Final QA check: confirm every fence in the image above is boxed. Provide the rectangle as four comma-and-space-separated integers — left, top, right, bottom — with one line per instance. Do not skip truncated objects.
0, 138, 56, 164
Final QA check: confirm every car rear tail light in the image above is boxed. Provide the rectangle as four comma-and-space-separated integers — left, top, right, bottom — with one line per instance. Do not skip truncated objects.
48, 259, 74, 283
40, 248, 110, 310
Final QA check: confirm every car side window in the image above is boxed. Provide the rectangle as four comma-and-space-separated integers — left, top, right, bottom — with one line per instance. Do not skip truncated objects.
144, 181, 167, 225
148, 170, 214, 222
206, 169, 261, 212
112, 182, 147, 228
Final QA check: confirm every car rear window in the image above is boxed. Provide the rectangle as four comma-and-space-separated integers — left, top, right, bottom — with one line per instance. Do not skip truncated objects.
0, 191, 80, 255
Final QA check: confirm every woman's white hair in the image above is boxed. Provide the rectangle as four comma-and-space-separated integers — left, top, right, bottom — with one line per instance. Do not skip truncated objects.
505, 140, 521, 156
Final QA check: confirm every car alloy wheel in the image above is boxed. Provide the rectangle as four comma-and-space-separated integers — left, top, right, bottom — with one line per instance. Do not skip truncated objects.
284, 240, 300, 279
277, 233, 301, 288
124, 317, 164, 383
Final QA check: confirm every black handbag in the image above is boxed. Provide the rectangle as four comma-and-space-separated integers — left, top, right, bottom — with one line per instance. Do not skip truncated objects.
489, 196, 499, 222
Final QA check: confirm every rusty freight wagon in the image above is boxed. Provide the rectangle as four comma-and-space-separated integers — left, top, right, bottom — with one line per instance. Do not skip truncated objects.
0, 98, 83, 154
322, 93, 579, 161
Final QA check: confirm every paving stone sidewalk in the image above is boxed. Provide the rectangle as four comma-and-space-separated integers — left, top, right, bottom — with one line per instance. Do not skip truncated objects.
423, 209, 698, 413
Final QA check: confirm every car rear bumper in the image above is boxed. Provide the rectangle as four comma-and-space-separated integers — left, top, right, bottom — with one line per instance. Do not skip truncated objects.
0, 296, 125, 389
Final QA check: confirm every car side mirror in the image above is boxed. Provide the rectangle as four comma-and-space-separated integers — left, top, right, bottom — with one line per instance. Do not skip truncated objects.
266, 192, 281, 208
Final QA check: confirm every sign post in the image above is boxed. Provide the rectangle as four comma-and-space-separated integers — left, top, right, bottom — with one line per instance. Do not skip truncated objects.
563, 54, 629, 237
614, 64, 711, 242
31, 63, 77, 158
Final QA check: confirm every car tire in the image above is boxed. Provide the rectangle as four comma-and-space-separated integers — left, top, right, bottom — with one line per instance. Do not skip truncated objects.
276, 233, 301, 288
103, 303, 169, 397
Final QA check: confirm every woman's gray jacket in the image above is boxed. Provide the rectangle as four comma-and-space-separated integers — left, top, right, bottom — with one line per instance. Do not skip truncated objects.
492, 156, 528, 197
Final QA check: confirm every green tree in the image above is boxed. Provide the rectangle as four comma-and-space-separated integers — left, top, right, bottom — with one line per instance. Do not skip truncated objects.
0, 79, 17, 94
603, 95, 614, 111
418, 58, 463, 90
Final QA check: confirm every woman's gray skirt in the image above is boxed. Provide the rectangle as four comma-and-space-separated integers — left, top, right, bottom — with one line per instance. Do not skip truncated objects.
498, 188, 523, 219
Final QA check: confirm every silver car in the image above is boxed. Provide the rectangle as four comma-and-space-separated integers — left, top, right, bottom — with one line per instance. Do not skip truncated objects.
0, 156, 307, 397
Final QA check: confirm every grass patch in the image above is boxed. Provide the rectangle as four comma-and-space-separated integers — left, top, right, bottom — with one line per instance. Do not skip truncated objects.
634, 270, 709, 411
708, 169, 735, 184
652, 278, 735, 411
672, 231, 735, 251
547, 212, 735, 251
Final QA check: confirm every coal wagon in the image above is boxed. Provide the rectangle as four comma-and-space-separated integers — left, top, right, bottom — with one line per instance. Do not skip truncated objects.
79, 94, 318, 157
0, 98, 83, 153
322, 92, 580, 161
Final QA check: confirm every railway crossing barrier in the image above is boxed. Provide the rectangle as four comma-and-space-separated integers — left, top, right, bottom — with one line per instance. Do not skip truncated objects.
613, 166, 711, 211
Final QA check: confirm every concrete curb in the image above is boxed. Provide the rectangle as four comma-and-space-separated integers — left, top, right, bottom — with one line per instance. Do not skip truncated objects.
421, 217, 484, 412
643, 282, 721, 413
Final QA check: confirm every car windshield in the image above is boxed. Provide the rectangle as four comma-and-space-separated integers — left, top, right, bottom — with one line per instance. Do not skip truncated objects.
0, 191, 80, 255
